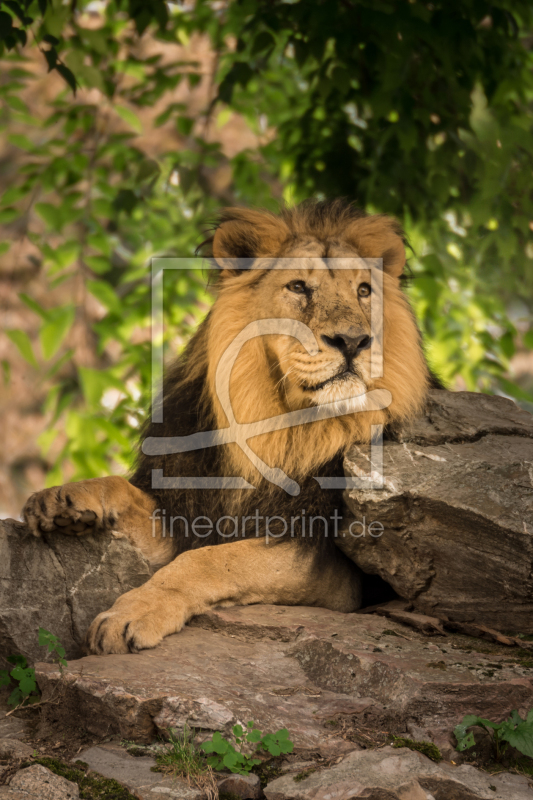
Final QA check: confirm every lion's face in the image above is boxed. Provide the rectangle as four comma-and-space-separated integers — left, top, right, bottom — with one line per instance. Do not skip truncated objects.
256, 258, 374, 409
201, 201, 430, 480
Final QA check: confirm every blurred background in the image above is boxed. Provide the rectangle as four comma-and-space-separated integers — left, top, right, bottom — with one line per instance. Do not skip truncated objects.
0, 0, 532, 517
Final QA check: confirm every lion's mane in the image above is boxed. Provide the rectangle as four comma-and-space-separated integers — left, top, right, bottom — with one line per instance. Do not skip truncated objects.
131, 200, 432, 560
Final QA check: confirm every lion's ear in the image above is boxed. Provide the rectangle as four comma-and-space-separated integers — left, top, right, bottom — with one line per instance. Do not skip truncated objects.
346, 215, 406, 278
212, 209, 289, 276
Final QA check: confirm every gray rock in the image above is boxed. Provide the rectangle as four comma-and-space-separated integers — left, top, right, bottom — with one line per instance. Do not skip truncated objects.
0, 519, 155, 662
34, 605, 533, 748
5, 764, 79, 799
72, 744, 203, 800
217, 772, 262, 799
0, 739, 34, 760
341, 389, 533, 632
0, 703, 28, 741
263, 745, 533, 800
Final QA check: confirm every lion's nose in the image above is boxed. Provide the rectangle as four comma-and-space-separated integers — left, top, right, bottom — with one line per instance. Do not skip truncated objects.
321, 333, 372, 360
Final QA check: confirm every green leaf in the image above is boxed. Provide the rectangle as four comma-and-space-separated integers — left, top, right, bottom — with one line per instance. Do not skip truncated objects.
223, 751, 238, 768
0, 11, 13, 37
212, 738, 229, 755
87, 280, 120, 312
502, 721, 533, 758
18, 672, 37, 695
78, 367, 124, 409
455, 731, 476, 752
43, 46, 57, 71
7, 133, 33, 151
35, 202, 62, 229
55, 63, 77, 93
233, 724, 244, 738
1, 359, 9, 385
7, 329, 37, 366
7, 687, 23, 708
40, 306, 75, 360
19, 294, 50, 320
7, 655, 27, 668
115, 105, 142, 134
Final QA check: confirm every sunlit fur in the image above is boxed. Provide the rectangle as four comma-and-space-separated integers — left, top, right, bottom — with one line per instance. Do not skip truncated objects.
203, 201, 430, 484
131, 200, 431, 556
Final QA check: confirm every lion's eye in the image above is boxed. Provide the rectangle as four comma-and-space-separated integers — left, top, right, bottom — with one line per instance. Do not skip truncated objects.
358, 282, 371, 298
287, 280, 307, 294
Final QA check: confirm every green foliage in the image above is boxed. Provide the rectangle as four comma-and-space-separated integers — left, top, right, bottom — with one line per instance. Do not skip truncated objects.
201, 722, 294, 775
155, 725, 212, 782
0, 627, 67, 708
38, 625, 67, 668
0, 0, 532, 487
391, 735, 442, 762
454, 710, 533, 762
24, 756, 138, 800
0, 654, 38, 708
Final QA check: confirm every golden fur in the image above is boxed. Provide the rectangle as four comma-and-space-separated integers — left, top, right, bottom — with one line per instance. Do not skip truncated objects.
21, 200, 432, 655
203, 202, 429, 483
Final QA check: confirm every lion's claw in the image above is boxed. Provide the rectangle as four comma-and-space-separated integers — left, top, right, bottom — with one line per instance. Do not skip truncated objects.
85, 608, 166, 655
23, 481, 111, 537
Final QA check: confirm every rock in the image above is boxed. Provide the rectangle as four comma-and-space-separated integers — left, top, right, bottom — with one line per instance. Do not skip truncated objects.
3, 764, 79, 799
72, 743, 203, 800
0, 707, 28, 741
0, 519, 155, 662
217, 772, 262, 799
34, 605, 533, 749
341, 389, 533, 632
0, 739, 34, 760
263, 745, 533, 800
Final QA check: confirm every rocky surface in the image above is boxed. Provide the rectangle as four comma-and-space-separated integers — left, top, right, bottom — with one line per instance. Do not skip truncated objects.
72, 744, 204, 799
34, 605, 533, 749
0, 519, 155, 662
0, 764, 79, 799
341, 389, 533, 631
264, 745, 533, 800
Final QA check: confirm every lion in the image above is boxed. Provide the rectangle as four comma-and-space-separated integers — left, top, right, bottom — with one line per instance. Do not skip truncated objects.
22, 199, 432, 655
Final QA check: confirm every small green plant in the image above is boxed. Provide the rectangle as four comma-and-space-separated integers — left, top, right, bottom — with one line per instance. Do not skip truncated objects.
38, 628, 68, 670
201, 722, 294, 775
155, 726, 217, 800
156, 726, 211, 780
454, 710, 533, 762
0, 655, 38, 708
0, 627, 67, 708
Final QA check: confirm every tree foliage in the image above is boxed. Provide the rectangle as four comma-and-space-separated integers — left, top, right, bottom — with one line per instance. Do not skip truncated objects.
0, 0, 532, 484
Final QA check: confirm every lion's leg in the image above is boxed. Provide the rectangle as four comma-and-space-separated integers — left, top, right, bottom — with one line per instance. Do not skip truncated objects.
22, 476, 173, 567
85, 538, 362, 655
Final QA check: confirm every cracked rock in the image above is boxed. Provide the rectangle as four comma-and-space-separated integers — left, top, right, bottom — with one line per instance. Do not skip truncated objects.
34, 605, 533, 746
340, 390, 533, 632
0, 520, 155, 662
1, 764, 79, 799
263, 745, 533, 800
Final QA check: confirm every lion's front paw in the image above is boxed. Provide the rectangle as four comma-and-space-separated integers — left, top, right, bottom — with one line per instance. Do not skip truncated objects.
84, 588, 186, 655
21, 478, 125, 538
22, 482, 104, 537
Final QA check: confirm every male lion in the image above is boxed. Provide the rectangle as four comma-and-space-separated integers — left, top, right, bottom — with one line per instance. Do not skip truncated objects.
22, 200, 432, 655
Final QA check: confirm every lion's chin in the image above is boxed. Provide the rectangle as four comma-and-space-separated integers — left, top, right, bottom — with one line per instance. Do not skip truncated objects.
308, 375, 368, 408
